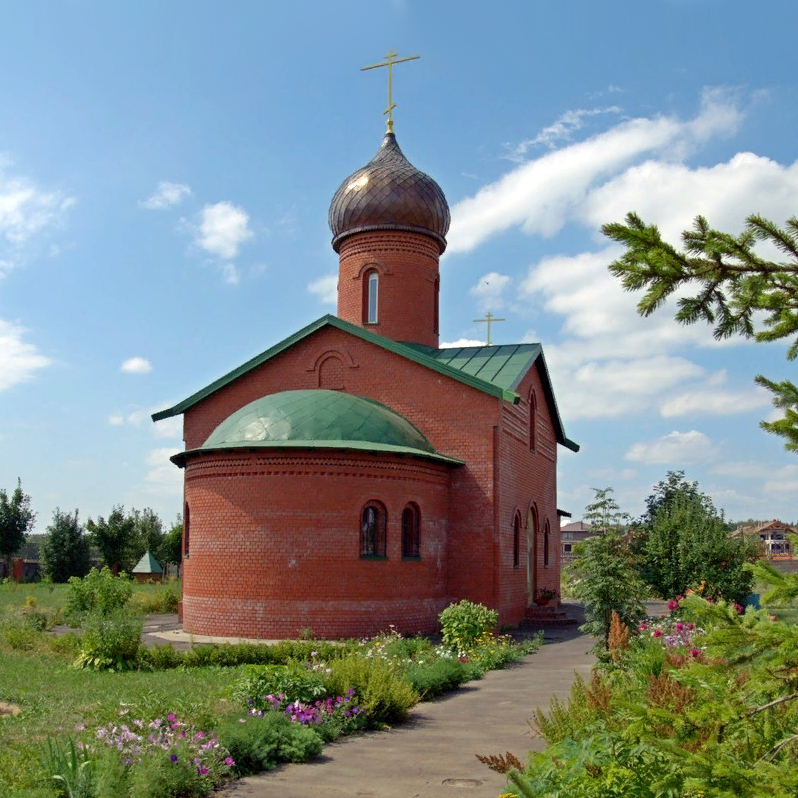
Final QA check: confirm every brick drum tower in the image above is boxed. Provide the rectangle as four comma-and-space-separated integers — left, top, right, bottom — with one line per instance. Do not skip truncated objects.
153, 111, 578, 639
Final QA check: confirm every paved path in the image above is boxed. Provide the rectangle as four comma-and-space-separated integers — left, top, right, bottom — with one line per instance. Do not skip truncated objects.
217, 629, 595, 798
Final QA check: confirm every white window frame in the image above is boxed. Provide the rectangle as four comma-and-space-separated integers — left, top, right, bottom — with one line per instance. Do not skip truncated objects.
367, 272, 379, 324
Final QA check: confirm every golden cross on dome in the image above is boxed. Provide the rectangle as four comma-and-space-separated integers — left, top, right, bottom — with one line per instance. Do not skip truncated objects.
473, 312, 505, 346
361, 50, 420, 132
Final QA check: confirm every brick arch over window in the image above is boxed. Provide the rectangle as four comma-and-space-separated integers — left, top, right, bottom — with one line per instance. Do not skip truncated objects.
544, 519, 551, 568
513, 511, 521, 568
184, 502, 190, 557
360, 501, 387, 557
529, 389, 537, 451
401, 502, 420, 558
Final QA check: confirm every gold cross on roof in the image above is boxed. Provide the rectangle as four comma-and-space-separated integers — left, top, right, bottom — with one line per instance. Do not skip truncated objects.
361, 50, 420, 132
473, 312, 505, 346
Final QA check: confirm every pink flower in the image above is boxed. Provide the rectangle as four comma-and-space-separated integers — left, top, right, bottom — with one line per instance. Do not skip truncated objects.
686, 622, 694, 631
75, 723, 85, 731
652, 629, 662, 638
667, 600, 678, 611
675, 623, 683, 632
195, 731, 205, 739
769, 615, 777, 621
225, 757, 234, 766
638, 623, 648, 631
689, 648, 700, 658
167, 713, 175, 722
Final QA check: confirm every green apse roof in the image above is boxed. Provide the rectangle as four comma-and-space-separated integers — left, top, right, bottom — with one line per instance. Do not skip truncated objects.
153, 314, 579, 453
170, 390, 464, 467
132, 551, 163, 574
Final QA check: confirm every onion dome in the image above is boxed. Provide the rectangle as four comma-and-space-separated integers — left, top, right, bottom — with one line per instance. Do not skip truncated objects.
171, 390, 462, 466
328, 132, 450, 253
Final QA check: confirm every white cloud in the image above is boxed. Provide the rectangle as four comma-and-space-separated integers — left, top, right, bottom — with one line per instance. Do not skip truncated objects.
0, 319, 51, 392
107, 410, 147, 426
144, 447, 183, 496
660, 385, 770, 417
448, 87, 743, 254
307, 274, 338, 305
556, 355, 705, 420
151, 415, 183, 440
763, 465, 798, 497
140, 182, 192, 210
440, 338, 487, 348
505, 106, 622, 158
0, 160, 74, 275
195, 201, 253, 260
120, 357, 152, 374
624, 430, 718, 465
469, 272, 511, 312
711, 461, 772, 480
220, 262, 240, 285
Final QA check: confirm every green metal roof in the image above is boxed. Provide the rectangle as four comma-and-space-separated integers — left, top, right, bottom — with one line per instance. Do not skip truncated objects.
170, 390, 464, 467
132, 551, 163, 574
152, 314, 579, 452
403, 342, 541, 391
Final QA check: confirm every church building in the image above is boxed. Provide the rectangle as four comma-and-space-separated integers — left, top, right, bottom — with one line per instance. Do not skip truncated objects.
153, 115, 578, 639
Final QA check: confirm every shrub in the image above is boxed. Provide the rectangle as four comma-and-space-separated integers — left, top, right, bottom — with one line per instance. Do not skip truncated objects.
64, 567, 132, 625
129, 585, 179, 614
438, 600, 498, 649
214, 713, 323, 776
402, 657, 472, 698
74, 610, 143, 670
235, 662, 330, 710
326, 655, 418, 726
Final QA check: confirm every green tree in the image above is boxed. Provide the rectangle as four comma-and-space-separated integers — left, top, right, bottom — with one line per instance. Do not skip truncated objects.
40, 509, 91, 583
130, 507, 165, 565
571, 488, 646, 650
603, 213, 798, 451
157, 515, 183, 578
638, 470, 712, 529
641, 493, 758, 602
0, 478, 36, 577
86, 505, 136, 574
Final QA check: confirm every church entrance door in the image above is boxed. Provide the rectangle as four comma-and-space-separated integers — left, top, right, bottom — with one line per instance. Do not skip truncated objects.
527, 508, 536, 605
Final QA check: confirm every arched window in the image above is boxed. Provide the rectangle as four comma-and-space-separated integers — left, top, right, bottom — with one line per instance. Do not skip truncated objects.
433, 276, 440, 335
544, 519, 550, 568
360, 501, 387, 557
184, 502, 190, 558
363, 270, 379, 325
529, 390, 537, 451
401, 503, 420, 558
513, 512, 521, 568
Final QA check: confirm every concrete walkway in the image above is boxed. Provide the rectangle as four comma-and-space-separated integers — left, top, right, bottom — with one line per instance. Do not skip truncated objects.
217, 628, 595, 798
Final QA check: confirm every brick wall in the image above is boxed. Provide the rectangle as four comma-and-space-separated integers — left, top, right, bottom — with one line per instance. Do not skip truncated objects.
181, 449, 450, 638
494, 365, 560, 627
336, 230, 441, 348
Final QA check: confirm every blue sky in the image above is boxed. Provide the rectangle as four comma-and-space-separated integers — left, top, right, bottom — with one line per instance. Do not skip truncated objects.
1, 0, 797, 533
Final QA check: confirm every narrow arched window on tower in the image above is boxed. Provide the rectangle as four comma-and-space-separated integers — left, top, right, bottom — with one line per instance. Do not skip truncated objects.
544, 520, 550, 568
513, 512, 521, 568
401, 503, 420, 558
363, 270, 379, 325
184, 502, 190, 558
433, 276, 440, 335
360, 501, 387, 557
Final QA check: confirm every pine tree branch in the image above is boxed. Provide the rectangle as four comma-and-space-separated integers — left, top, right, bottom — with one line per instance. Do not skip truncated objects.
757, 733, 798, 763
717, 692, 798, 743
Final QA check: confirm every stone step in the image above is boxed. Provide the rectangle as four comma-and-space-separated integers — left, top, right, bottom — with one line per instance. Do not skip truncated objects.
522, 605, 579, 626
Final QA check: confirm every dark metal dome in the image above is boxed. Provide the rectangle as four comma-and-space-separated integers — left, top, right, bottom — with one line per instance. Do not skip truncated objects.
329, 132, 450, 253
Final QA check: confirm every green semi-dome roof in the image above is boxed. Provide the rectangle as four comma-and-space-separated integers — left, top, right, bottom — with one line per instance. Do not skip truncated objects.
171, 390, 462, 466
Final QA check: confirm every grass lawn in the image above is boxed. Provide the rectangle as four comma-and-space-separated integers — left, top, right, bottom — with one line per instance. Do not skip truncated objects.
0, 650, 242, 795
0, 580, 181, 613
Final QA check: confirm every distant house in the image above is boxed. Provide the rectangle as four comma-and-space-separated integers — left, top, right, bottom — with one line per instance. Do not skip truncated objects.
560, 521, 596, 564
732, 520, 795, 560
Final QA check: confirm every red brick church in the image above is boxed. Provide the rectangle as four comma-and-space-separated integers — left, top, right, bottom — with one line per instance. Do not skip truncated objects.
153, 125, 578, 639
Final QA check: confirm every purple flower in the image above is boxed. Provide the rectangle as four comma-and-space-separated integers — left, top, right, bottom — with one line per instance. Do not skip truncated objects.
225, 756, 234, 766
170, 754, 178, 762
